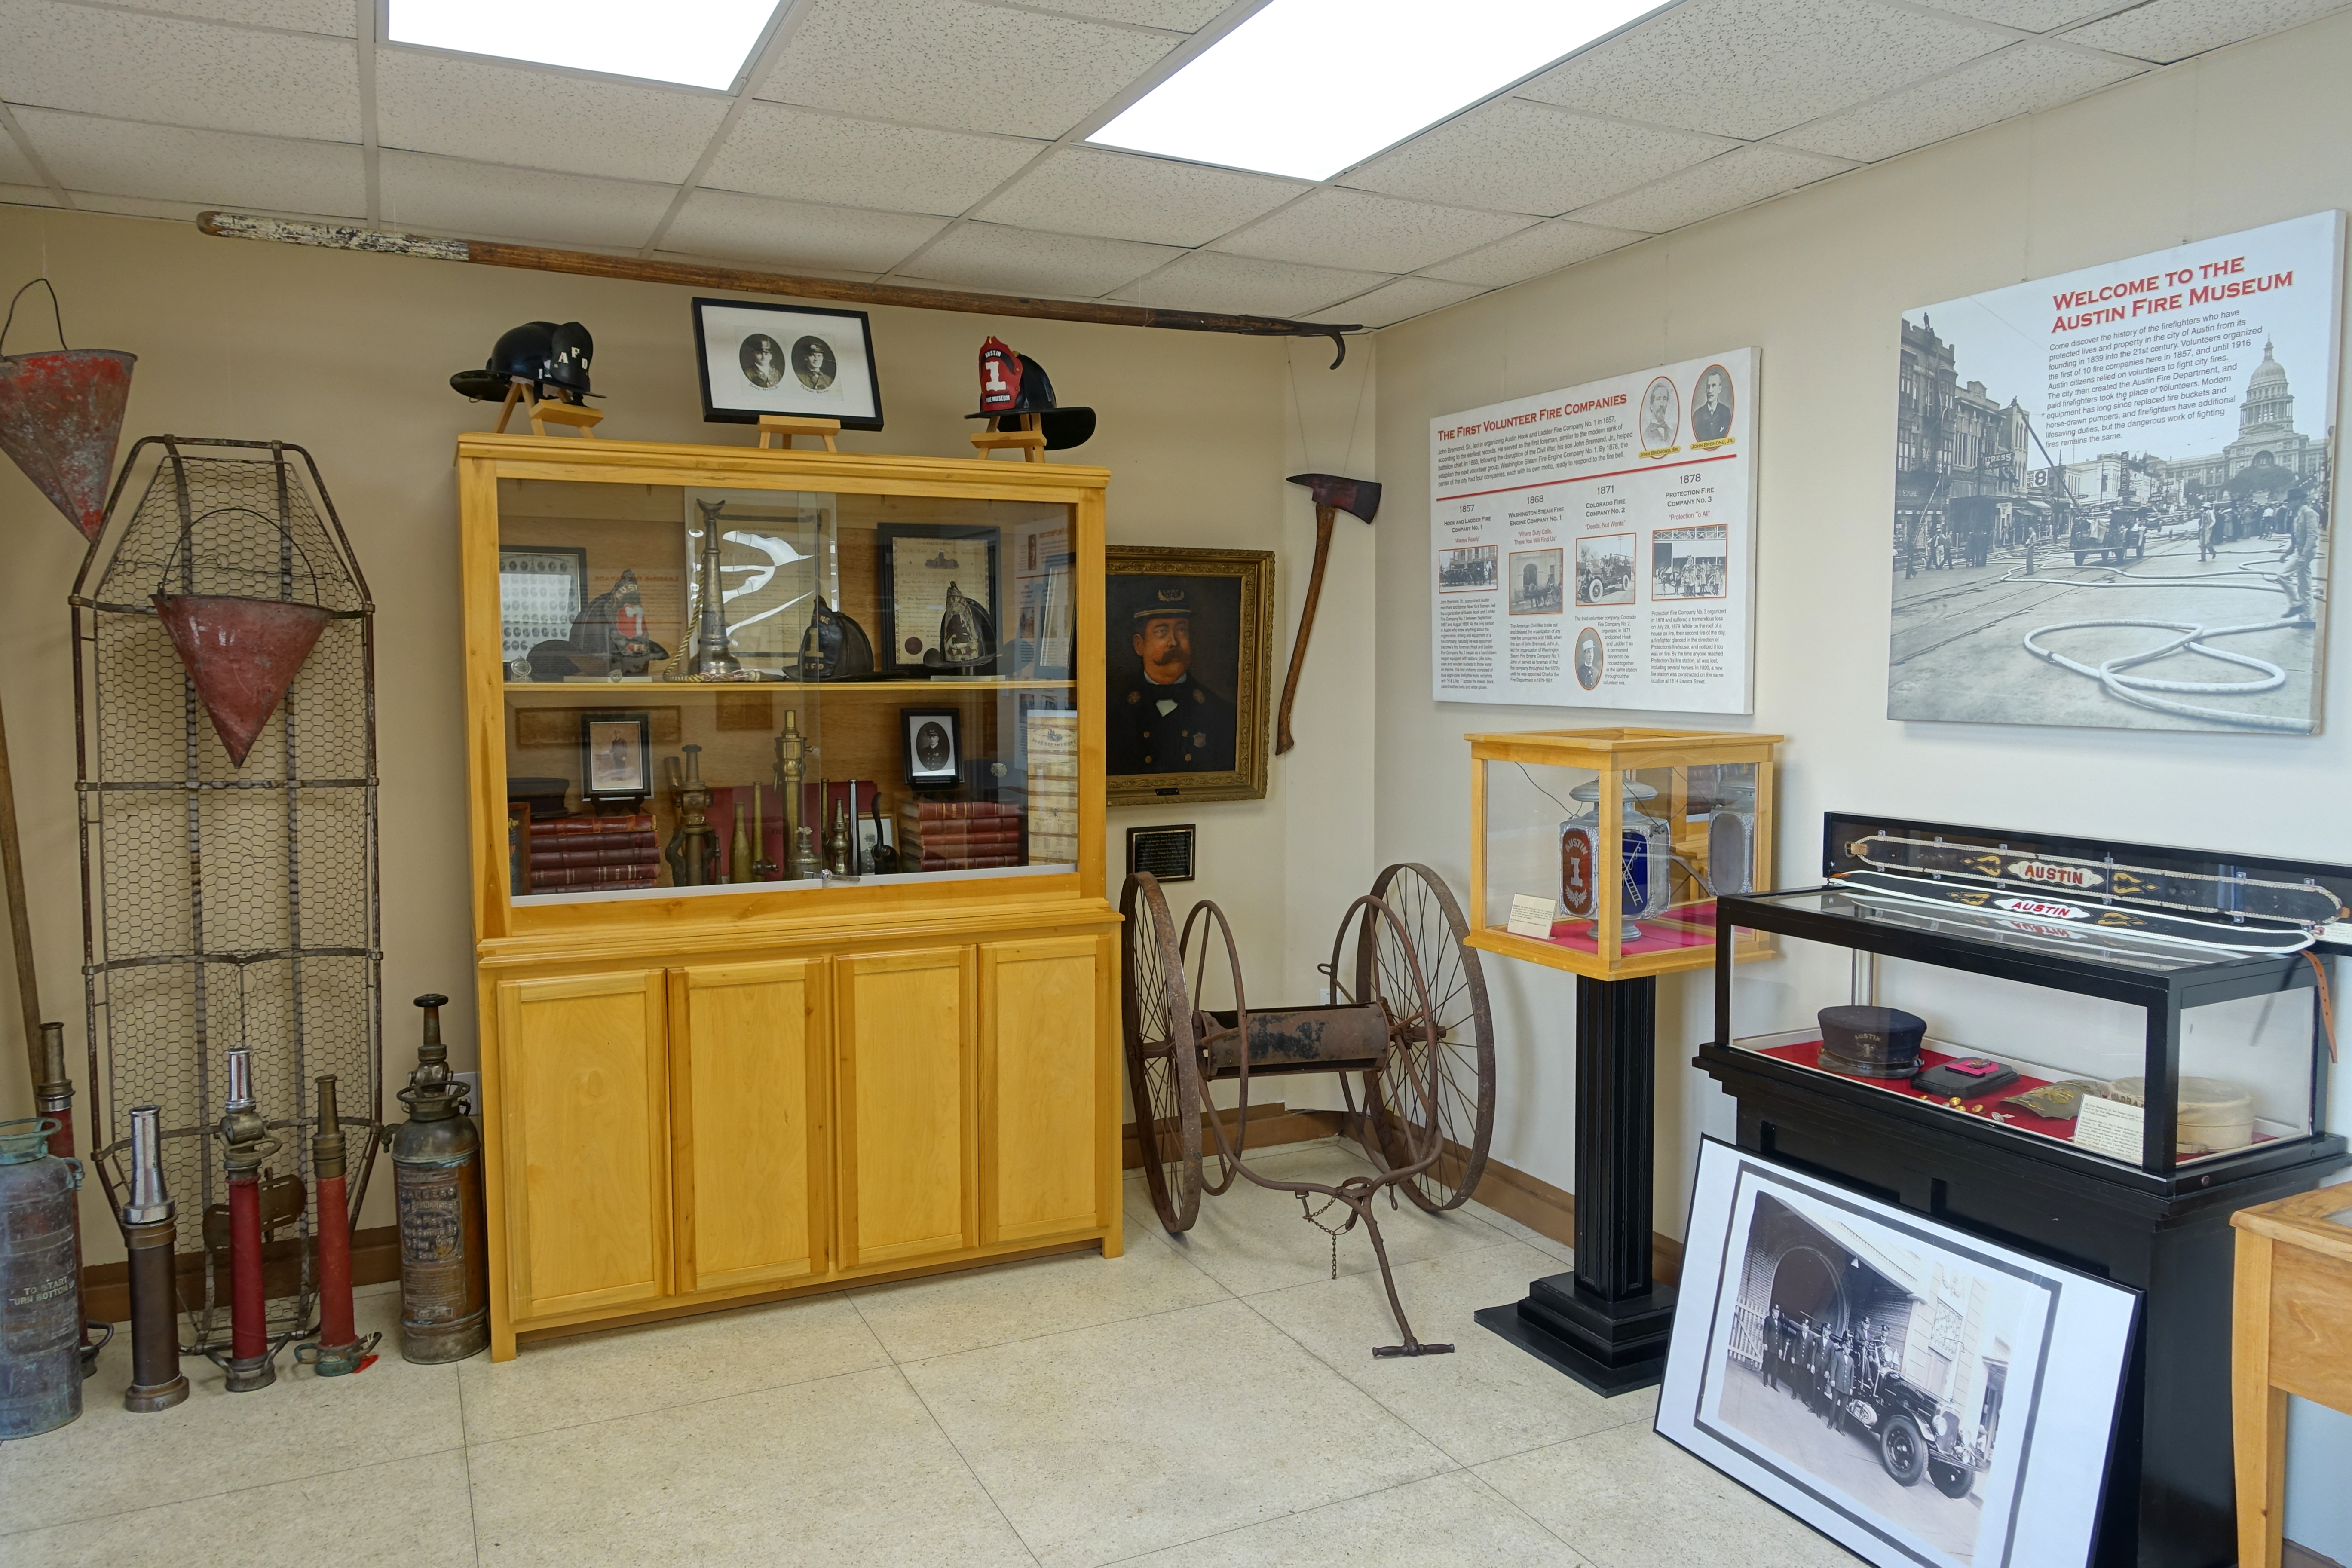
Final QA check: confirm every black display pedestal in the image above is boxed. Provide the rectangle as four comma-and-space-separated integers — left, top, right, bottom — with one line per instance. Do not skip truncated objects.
1702, 1045, 2346, 1568
1476, 974, 1675, 1397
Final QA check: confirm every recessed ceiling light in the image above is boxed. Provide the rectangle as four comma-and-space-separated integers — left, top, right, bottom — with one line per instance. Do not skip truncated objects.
1090, 0, 1664, 181
386, 0, 782, 91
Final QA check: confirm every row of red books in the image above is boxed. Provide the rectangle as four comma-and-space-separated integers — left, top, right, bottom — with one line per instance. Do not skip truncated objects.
525, 810, 660, 891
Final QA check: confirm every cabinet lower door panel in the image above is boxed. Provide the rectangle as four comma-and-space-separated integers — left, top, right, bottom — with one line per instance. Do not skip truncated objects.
837, 949, 975, 1267
496, 971, 669, 1318
672, 959, 824, 1293
982, 936, 1106, 1243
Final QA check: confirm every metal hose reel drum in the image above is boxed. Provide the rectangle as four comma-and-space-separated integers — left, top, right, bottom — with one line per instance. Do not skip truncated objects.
1121, 863, 1497, 1354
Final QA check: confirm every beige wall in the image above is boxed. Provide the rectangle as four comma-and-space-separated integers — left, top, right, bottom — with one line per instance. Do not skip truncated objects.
1371, 10, 2352, 1553
0, 207, 1376, 1249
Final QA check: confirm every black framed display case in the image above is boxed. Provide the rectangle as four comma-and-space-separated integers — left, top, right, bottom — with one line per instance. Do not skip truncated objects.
1697, 812, 2348, 1568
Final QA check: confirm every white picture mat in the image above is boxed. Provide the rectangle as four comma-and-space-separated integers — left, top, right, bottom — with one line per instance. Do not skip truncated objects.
1429, 348, 1758, 712
698, 303, 878, 422
1659, 1140, 2136, 1568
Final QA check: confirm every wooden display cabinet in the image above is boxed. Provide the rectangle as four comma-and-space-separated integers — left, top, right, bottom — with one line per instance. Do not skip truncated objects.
1465, 727, 1780, 980
458, 434, 1121, 1358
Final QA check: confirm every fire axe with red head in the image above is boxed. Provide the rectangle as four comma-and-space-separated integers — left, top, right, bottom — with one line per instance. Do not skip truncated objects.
1275, 474, 1380, 755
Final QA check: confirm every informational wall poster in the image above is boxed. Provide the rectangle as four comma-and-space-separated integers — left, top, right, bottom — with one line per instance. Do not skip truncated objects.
1430, 349, 1758, 712
1888, 212, 2343, 734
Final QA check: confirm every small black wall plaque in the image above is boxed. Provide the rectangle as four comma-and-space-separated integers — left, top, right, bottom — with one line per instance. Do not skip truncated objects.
1126, 824, 1196, 883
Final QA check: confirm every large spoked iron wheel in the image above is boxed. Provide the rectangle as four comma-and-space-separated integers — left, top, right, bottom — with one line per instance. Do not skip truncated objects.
1121, 872, 1203, 1231
1356, 863, 1497, 1211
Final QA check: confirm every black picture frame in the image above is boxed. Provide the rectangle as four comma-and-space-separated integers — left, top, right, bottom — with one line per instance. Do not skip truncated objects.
901, 707, 961, 791
690, 298, 884, 429
1126, 824, 1196, 883
876, 523, 1002, 676
498, 545, 588, 668
579, 711, 653, 802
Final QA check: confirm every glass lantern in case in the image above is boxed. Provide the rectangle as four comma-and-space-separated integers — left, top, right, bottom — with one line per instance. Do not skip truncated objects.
1467, 728, 1781, 980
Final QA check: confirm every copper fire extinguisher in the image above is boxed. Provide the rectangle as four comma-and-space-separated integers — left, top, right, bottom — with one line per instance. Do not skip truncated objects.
388, 995, 488, 1363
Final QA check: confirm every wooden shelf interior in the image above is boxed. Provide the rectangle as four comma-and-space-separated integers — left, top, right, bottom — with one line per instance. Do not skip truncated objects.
498, 477, 1081, 861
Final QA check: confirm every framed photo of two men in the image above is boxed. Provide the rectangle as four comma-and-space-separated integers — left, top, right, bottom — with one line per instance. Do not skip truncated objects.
1106, 546, 1274, 805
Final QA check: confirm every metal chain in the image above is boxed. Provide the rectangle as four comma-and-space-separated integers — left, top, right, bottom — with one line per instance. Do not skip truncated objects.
1298, 1191, 1352, 1280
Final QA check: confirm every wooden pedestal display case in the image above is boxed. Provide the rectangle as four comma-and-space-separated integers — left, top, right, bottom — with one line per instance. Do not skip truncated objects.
458, 434, 1120, 1358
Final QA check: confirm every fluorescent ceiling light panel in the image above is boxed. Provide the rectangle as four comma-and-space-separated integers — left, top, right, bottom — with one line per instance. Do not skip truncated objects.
387, 0, 780, 90
1091, 0, 1663, 181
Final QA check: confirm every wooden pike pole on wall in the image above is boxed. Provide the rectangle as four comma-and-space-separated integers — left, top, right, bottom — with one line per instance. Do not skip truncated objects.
195, 212, 1363, 367
0, 280, 136, 1094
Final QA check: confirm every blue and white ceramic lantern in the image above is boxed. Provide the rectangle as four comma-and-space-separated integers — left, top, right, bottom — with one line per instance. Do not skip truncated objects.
1559, 778, 1673, 940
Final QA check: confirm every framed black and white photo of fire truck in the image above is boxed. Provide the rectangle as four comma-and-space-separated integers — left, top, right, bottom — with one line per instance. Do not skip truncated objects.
1657, 1139, 2137, 1568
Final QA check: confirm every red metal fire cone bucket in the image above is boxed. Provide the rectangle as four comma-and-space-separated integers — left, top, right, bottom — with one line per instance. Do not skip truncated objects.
0, 347, 136, 543
152, 593, 331, 767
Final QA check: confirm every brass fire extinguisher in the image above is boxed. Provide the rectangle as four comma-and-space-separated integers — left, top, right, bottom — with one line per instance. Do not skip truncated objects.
386, 995, 488, 1363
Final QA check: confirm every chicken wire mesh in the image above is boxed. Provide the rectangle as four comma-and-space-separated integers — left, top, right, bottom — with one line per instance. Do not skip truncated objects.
72, 436, 380, 1352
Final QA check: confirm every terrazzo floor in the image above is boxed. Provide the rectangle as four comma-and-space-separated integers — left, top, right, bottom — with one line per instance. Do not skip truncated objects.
0, 1138, 1863, 1567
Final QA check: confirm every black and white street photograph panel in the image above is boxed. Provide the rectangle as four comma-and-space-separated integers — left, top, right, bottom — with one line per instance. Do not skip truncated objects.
1438, 543, 1498, 590
1886, 213, 2340, 734
1654, 523, 1728, 600
1659, 1142, 2136, 1568
1576, 532, 1635, 606
1507, 547, 1562, 614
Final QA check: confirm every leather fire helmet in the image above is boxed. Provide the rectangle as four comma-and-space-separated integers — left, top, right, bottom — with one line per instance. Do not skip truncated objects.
967, 337, 1095, 450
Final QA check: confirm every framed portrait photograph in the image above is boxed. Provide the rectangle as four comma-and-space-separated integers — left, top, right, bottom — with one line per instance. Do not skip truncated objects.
499, 545, 588, 664
691, 298, 883, 429
1658, 1139, 2137, 1568
901, 707, 961, 790
1107, 545, 1274, 806
877, 524, 1001, 676
580, 712, 653, 802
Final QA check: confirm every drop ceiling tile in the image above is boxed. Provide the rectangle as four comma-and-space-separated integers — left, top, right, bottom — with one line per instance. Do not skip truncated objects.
1112, 251, 1390, 318
1214, 187, 1532, 275
1420, 219, 1647, 288
1777, 41, 2143, 162
128, 0, 356, 35
1040, 0, 1229, 26
1308, 276, 1486, 330
374, 50, 729, 184
0, 0, 359, 141
1567, 144, 1849, 234
703, 102, 1042, 215
755, 0, 1176, 138
662, 190, 949, 273
58, 191, 214, 220
0, 184, 64, 208
1516, 0, 2006, 140
378, 151, 671, 248
2061, 0, 2350, 63
1914, 0, 2121, 27
15, 110, 363, 214
1346, 98, 1730, 216
896, 220, 1182, 297
975, 148, 1307, 247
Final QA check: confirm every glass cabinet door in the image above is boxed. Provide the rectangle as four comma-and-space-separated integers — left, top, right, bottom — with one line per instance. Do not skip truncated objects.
496, 476, 1081, 903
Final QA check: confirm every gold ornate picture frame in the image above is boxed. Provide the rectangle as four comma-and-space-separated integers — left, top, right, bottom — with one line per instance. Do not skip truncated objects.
1106, 545, 1274, 806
